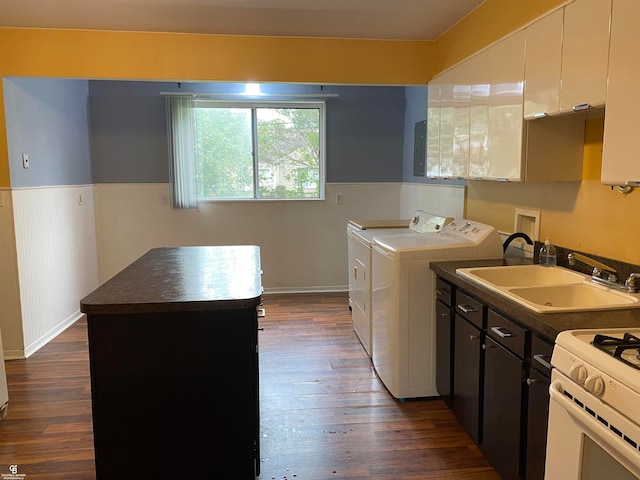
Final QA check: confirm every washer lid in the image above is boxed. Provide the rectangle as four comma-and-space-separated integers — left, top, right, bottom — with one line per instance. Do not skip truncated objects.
351, 226, 410, 245
373, 232, 467, 253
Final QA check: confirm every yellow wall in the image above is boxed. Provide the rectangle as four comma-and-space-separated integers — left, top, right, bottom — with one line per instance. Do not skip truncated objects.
0, 28, 435, 188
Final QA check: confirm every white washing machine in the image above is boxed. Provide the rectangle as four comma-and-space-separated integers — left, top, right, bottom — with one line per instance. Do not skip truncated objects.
347, 211, 452, 357
371, 219, 503, 400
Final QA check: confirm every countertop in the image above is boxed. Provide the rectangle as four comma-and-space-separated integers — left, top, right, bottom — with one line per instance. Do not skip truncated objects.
430, 258, 640, 340
80, 245, 263, 315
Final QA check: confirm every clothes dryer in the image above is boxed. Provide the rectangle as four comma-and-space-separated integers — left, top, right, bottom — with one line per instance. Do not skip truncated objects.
371, 219, 502, 399
347, 211, 452, 357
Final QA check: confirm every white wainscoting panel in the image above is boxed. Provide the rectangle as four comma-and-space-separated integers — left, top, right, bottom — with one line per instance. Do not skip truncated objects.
93, 183, 403, 293
400, 183, 466, 219
12, 185, 99, 358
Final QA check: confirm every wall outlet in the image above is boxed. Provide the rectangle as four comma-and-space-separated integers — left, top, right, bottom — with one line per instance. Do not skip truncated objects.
336, 193, 343, 205
22, 153, 29, 169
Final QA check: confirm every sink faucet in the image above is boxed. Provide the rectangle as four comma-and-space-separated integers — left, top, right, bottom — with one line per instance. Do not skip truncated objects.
502, 232, 533, 253
567, 252, 639, 294
567, 252, 618, 282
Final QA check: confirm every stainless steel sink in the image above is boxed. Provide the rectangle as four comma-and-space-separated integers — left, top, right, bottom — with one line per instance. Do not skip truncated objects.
456, 265, 640, 313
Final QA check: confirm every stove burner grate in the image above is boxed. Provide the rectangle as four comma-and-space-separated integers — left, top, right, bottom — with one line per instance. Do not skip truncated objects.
592, 333, 640, 370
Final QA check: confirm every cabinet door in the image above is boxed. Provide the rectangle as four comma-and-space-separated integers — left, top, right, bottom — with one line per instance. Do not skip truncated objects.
439, 81, 455, 178
525, 367, 551, 480
523, 9, 563, 118
426, 83, 441, 178
452, 315, 483, 443
452, 82, 471, 178
481, 336, 525, 480
486, 31, 526, 181
560, 0, 611, 112
435, 299, 453, 406
468, 49, 490, 179
602, 0, 640, 186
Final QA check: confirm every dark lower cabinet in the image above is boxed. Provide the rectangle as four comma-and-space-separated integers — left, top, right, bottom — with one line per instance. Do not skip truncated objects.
481, 335, 526, 480
525, 367, 550, 480
435, 299, 453, 406
452, 315, 483, 443
435, 277, 557, 480
525, 336, 554, 480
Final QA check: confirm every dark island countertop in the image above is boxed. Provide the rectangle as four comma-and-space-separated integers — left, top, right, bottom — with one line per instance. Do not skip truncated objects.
430, 258, 640, 341
80, 245, 263, 315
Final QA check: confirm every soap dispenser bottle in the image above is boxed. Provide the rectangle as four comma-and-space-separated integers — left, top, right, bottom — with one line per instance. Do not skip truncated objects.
539, 237, 557, 267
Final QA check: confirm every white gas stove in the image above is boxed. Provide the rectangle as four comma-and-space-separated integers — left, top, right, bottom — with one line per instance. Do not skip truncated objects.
546, 328, 640, 479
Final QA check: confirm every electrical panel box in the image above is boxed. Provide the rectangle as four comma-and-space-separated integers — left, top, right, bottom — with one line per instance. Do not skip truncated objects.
413, 120, 427, 177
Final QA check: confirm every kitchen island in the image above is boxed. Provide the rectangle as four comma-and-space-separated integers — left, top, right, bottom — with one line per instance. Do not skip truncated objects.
80, 245, 263, 479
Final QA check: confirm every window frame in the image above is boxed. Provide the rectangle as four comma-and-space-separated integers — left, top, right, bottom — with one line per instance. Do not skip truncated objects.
193, 99, 326, 202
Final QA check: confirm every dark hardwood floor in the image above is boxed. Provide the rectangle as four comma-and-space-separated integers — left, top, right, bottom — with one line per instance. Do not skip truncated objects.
0, 292, 499, 479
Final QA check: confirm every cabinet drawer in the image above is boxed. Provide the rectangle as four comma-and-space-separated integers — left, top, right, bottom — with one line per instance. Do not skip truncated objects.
455, 290, 484, 328
435, 277, 454, 307
487, 309, 528, 358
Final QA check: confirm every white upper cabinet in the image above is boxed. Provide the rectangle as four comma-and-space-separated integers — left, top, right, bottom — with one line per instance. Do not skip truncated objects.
426, 84, 441, 178
602, 0, 640, 186
427, 19, 584, 183
427, 61, 470, 180
560, 0, 611, 112
523, 9, 563, 119
468, 51, 490, 179
524, 0, 611, 119
485, 31, 526, 181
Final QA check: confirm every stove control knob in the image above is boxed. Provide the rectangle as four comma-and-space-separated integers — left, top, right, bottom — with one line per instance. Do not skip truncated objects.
570, 364, 588, 384
585, 375, 605, 396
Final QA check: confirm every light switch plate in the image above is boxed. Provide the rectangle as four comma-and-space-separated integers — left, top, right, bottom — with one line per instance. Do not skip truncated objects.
22, 153, 29, 169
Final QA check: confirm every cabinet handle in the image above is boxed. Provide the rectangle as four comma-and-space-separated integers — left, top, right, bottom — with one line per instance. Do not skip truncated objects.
435, 288, 444, 296
354, 266, 357, 279
441, 312, 450, 318
469, 334, 480, 341
533, 353, 553, 371
257, 307, 266, 318
482, 343, 496, 350
491, 326, 514, 338
572, 103, 592, 112
532, 112, 549, 119
526, 378, 537, 386
457, 304, 477, 314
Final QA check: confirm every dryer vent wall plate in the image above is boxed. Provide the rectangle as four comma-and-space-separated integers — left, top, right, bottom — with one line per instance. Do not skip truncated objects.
514, 208, 540, 242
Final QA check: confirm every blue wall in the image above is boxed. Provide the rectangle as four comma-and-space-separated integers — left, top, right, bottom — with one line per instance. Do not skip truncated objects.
3, 78, 429, 186
88, 81, 408, 184
4, 77, 93, 188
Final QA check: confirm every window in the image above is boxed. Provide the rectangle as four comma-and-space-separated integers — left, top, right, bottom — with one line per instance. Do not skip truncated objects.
193, 100, 325, 201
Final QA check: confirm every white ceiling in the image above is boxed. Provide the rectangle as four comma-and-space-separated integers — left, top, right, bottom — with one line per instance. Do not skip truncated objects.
0, 0, 484, 40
